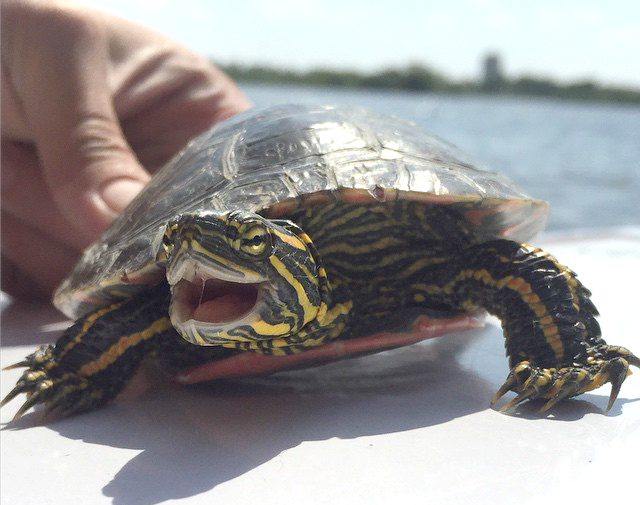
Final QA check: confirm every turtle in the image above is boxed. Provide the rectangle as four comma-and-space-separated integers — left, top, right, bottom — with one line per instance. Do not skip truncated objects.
3, 103, 638, 421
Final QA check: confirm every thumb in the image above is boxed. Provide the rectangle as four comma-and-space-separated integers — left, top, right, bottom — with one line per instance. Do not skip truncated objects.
10, 5, 149, 237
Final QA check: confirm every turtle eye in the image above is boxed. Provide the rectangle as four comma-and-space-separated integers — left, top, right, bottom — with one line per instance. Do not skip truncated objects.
225, 212, 274, 259
240, 224, 272, 258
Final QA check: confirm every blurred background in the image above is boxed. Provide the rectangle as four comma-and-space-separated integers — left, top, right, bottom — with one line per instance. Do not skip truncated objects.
84, 0, 640, 231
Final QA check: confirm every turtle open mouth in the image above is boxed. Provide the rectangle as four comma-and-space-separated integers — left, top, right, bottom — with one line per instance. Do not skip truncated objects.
166, 257, 266, 328
171, 277, 261, 324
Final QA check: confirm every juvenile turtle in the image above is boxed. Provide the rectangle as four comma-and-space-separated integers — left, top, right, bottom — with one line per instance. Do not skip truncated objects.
3, 104, 638, 420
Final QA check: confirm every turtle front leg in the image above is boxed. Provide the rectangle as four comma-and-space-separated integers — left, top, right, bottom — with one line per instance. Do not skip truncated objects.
2, 283, 177, 420
442, 239, 640, 412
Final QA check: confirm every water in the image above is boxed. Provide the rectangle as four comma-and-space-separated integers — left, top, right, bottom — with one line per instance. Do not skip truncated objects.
241, 83, 640, 231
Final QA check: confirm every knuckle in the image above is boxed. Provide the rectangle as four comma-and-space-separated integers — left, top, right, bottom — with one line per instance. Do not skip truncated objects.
52, 113, 138, 187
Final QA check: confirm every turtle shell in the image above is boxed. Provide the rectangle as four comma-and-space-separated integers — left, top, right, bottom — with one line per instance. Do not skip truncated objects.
54, 104, 548, 319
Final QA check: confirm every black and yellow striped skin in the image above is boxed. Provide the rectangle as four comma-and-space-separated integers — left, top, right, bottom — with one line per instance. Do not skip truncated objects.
3, 201, 639, 419
159, 210, 351, 352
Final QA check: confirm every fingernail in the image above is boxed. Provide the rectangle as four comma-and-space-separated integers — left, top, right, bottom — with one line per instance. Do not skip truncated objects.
99, 179, 146, 214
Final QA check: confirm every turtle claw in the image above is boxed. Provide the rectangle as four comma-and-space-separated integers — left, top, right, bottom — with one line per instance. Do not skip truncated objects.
536, 367, 591, 413
1, 345, 80, 421
11, 390, 48, 422
491, 361, 533, 406
2, 343, 114, 421
494, 362, 555, 413
498, 389, 536, 413
0, 384, 25, 409
2, 345, 55, 372
605, 346, 640, 368
1, 367, 55, 420
601, 357, 631, 412
3, 360, 32, 371
495, 347, 638, 414
491, 374, 517, 406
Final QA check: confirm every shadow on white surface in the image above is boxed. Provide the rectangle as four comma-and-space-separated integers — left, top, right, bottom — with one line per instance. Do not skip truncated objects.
3, 330, 486, 503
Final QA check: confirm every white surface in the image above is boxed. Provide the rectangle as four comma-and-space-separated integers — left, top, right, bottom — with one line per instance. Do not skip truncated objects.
2, 229, 640, 505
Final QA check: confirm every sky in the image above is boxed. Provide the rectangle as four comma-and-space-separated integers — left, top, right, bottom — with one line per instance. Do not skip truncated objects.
83, 0, 639, 87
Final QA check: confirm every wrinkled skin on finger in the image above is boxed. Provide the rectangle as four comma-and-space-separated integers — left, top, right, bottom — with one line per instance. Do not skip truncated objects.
1, 0, 250, 299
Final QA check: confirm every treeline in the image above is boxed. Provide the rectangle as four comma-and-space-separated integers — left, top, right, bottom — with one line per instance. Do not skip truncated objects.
505, 76, 640, 103
221, 63, 640, 104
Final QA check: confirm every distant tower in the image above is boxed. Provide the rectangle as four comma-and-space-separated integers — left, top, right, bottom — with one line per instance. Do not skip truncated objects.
482, 53, 504, 92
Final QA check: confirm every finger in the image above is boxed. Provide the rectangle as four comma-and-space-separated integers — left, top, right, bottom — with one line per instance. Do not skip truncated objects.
1, 211, 79, 300
115, 59, 252, 171
4, 4, 149, 236
118, 76, 245, 172
1, 140, 93, 250
103, 13, 251, 171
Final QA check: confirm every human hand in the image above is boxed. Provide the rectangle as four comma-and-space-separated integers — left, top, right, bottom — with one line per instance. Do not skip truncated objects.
1, 0, 250, 300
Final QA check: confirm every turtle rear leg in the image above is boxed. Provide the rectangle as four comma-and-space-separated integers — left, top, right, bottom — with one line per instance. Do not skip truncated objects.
2, 282, 177, 420
440, 239, 639, 412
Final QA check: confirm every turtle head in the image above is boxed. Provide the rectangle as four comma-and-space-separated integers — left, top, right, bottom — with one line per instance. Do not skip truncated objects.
159, 210, 329, 349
